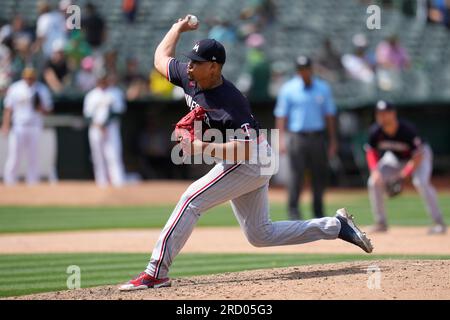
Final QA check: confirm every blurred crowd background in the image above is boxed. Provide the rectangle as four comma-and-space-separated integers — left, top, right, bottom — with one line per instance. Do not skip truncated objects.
0, 0, 449, 185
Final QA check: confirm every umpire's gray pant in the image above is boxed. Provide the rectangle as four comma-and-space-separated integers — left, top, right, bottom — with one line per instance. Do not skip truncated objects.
367, 144, 444, 225
286, 131, 328, 220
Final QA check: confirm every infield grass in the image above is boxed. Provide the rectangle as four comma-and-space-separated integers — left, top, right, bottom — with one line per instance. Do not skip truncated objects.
0, 193, 449, 233
1, 252, 449, 298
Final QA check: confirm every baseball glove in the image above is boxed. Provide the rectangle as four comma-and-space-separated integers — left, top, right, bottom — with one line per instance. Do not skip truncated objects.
385, 177, 403, 198
33, 91, 41, 111
174, 106, 207, 156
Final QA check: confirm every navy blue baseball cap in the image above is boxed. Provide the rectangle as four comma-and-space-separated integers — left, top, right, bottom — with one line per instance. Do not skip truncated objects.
375, 100, 396, 111
183, 39, 226, 64
295, 55, 312, 69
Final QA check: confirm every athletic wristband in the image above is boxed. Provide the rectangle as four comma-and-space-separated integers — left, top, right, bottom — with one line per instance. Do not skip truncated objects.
401, 162, 415, 178
365, 148, 379, 171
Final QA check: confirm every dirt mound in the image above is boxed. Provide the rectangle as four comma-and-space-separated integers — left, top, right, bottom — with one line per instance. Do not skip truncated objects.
8, 260, 450, 300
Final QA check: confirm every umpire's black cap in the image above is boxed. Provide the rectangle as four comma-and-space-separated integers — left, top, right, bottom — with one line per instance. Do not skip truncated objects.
295, 55, 313, 69
375, 100, 396, 112
183, 39, 226, 64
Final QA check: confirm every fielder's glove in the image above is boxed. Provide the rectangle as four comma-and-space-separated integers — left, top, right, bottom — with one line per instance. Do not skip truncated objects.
33, 92, 42, 111
385, 177, 403, 198
174, 106, 207, 157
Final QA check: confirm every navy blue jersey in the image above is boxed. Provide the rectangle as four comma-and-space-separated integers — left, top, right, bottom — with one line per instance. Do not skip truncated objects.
368, 119, 423, 160
167, 58, 260, 142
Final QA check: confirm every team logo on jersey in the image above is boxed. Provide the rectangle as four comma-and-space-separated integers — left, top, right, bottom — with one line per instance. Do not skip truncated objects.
183, 94, 210, 127
378, 141, 410, 152
193, 43, 199, 52
241, 123, 252, 136
184, 94, 200, 110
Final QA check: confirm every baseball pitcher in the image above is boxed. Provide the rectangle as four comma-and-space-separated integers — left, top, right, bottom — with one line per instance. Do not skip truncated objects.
119, 15, 373, 291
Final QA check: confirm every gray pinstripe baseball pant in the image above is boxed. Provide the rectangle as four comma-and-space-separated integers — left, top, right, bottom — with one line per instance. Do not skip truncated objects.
145, 161, 341, 279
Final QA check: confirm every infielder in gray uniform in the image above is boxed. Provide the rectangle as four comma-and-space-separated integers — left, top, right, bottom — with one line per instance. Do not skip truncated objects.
119, 15, 373, 291
366, 100, 446, 234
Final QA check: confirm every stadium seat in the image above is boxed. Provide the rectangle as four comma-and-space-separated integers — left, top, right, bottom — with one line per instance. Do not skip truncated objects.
0, 0, 448, 108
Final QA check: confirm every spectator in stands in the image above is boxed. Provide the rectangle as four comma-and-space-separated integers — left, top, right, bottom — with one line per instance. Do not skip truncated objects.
375, 34, 410, 71
123, 56, 148, 100
59, 0, 73, 20
43, 40, 70, 94
207, 17, 238, 47
82, 2, 106, 51
123, 56, 140, 84
240, 0, 277, 28
239, 0, 276, 39
0, 23, 11, 46
243, 33, 271, 102
75, 56, 97, 93
65, 30, 92, 71
0, 15, 34, 49
122, 0, 139, 24
314, 38, 345, 83
103, 50, 119, 78
0, 17, 26, 90
375, 34, 410, 92
397, 0, 430, 25
341, 33, 376, 84
10, 36, 38, 82
33, 0, 68, 58
428, 0, 450, 28
274, 56, 338, 220
149, 68, 174, 99
0, 39, 12, 95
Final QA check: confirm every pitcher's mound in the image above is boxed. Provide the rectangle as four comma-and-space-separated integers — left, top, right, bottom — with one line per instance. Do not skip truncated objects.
9, 260, 450, 300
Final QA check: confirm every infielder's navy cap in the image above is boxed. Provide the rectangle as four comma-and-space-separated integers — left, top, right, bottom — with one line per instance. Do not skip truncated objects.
295, 55, 312, 69
375, 100, 396, 111
183, 39, 226, 64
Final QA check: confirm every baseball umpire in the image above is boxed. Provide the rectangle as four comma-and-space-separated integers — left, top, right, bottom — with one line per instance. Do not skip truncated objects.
119, 15, 373, 291
274, 55, 338, 220
365, 100, 446, 234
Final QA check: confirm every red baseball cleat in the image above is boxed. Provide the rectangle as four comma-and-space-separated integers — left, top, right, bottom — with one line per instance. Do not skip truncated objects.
119, 272, 171, 291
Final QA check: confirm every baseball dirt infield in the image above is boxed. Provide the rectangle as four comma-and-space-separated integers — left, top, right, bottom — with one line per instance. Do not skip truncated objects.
6, 260, 450, 300
1, 182, 448, 300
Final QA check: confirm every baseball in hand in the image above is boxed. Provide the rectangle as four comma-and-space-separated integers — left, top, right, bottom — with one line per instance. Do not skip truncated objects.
188, 15, 198, 27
